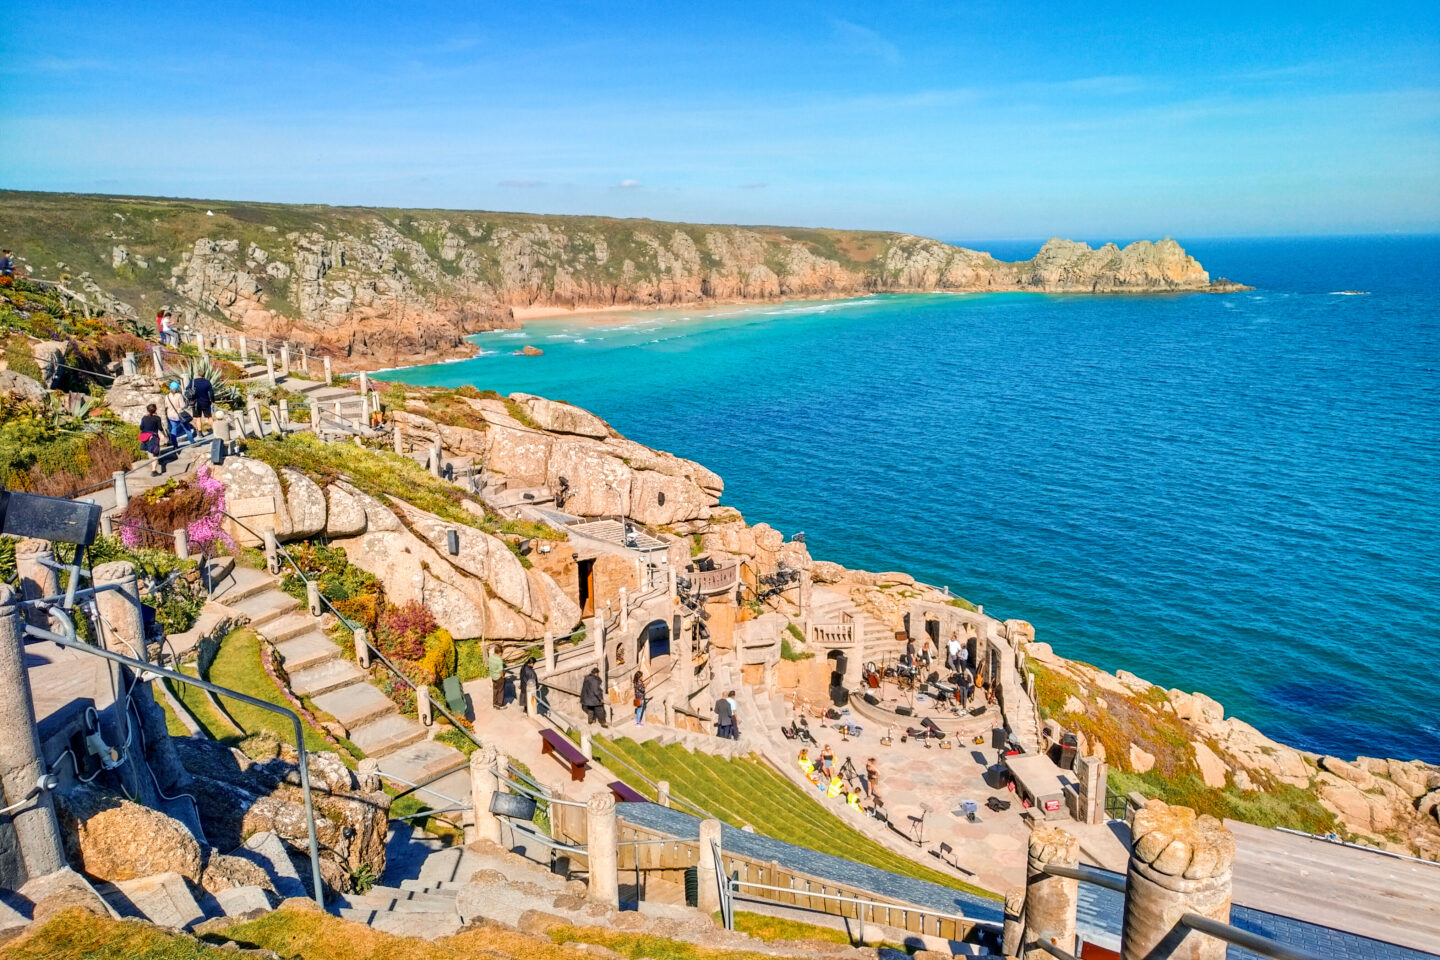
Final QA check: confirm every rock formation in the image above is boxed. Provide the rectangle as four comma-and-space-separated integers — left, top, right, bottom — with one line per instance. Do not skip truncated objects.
0, 192, 1248, 370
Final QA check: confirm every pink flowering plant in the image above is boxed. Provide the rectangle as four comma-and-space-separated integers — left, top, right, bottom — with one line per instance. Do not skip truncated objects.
117, 465, 235, 556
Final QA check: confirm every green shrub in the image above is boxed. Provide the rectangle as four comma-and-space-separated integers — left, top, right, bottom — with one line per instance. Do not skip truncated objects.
455, 639, 487, 681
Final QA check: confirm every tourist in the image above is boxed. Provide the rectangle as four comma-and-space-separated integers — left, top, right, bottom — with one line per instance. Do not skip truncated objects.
715, 693, 734, 739
846, 789, 863, 812
159, 309, 176, 347
139, 403, 164, 475
581, 667, 607, 726
0, 249, 13, 286
946, 635, 962, 672
958, 665, 972, 710
826, 773, 845, 799
632, 669, 648, 726
163, 381, 196, 446
188, 370, 214, 431
487, 645, 507, 709
865, 757, 880, 802
726, 689, 740, 740
820, 744, 836, 778
797, 748, 814, 774
519, 656, 538, 715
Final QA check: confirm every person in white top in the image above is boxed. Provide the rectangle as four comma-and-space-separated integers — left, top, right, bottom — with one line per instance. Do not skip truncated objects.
947, 636, 962, 673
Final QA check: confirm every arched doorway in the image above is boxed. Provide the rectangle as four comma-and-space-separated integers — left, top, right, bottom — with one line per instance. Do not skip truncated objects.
644, 619, 671, 661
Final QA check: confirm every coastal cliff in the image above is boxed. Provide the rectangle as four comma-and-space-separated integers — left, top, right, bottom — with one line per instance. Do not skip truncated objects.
0, 191, 1246, 368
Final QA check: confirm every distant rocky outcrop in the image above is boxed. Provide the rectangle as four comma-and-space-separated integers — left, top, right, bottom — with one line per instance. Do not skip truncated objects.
0, 192, 1248, 370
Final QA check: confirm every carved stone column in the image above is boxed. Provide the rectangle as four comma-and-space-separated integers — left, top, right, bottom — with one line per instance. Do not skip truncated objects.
1022, 826, 1080, 960
1121, 801, 1235, 960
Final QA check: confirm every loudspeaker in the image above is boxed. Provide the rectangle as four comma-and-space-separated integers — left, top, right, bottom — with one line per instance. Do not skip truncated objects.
863, 692, 880, 706
991, 728, 1008, 750
830, 686, 849, 707
831, 653, 848, 676
895, 705, 913, 717
489, 792, 537, 820
830, 670, 844, 688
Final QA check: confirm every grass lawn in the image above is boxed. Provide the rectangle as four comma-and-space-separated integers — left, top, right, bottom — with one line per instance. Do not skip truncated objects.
597, 737, 997, 900
167, 628, 333, 756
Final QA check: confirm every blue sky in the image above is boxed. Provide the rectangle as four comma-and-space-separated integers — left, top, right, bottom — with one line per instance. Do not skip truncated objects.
2, 1, 1438, 238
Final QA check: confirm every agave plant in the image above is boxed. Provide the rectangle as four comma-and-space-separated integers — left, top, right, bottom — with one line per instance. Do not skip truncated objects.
41, 392, 100, 434
184, 354, 242, 408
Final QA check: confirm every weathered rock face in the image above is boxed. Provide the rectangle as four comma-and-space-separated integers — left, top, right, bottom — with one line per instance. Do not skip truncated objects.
0, 193, 1243, 372
173, 738, 388, 894
104, 374, 168, 425
0, 370, 47, 402
281, 469, 326, 539
511, 394, 610, 438
56, 786, 203, 883
214, 456, 289, 545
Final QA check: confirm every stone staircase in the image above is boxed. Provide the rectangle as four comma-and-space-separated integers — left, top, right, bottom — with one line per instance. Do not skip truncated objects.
211, 572, 472, 818
809, 589, 895, 653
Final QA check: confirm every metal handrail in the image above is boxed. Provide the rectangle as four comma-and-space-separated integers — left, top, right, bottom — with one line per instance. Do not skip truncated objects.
378, 769, 468, 810
1039, 863, 1326, 960
61, 434, 217, 499
1179, 913, 1325, 960
221, 510, 485, 753
22, 602, 325, 907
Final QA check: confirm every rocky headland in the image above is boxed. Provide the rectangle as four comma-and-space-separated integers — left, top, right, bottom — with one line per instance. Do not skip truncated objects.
0, 191, 1248, 370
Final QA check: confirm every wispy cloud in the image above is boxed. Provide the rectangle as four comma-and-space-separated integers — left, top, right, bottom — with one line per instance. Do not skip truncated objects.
498, 178, 544, 188
830, 19, 900, 65
614, 178, 642, 189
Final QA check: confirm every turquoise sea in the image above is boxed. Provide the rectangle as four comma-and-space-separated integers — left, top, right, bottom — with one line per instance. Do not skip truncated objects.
384, 236, 1440, 764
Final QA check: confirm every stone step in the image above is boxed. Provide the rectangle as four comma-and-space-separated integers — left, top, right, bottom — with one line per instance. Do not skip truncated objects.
214, 885, 275, 917
272, 631, 339, 672
100, 872, 203, 930
378, 739, 469, 791
349, 713, 427, 757
260, 612, 323, 643
342, 885, 458, 909
206, 565, 278, 604
341, 907, 464, 939
418, 848, 486, 884
398, 878, 467, 894
232, 830, 308, 900
229, 589, 300, 627
312, 682, 397, 729
288, 660, 366, 697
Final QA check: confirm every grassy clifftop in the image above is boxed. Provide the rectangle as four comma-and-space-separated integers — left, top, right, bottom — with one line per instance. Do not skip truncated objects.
0, 190, 1235, 368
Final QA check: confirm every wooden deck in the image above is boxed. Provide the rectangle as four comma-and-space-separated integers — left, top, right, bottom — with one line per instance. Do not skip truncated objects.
1228, 819, 1440, 955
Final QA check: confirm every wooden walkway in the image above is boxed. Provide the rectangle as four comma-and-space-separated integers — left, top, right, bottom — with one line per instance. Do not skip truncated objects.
1228, 819, 1440, 955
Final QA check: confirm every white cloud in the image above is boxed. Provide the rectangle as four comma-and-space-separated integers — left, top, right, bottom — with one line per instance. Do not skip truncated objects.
615, 178, 642, 189
830, 19, 900, 65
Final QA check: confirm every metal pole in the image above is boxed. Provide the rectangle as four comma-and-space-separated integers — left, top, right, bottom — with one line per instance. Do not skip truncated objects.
24, 605, 325, 906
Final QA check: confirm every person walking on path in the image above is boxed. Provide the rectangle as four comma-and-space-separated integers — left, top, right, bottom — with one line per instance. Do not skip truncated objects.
725, 690, 740, 740
139, 403, 164, 476
581, 667, 607, 727
159, 310, 176, 347
188, 370, 214, 431
864, 757, 881, 804
519, 656, 538, 716
714, 693, 734, 739
0, 249, 14, 285
632, 669, 649, 726
487, 645, 507, 709
163, 381, 196, 446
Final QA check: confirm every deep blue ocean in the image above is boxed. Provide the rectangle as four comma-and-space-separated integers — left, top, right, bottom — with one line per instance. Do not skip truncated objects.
385, 236, 1440, 764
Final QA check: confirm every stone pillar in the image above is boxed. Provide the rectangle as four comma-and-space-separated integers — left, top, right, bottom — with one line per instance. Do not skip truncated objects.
300, 349, 310, 375
543, 632, 555, 674
416, 685, 432, 726
429, 437, 443, 478
92, 562, 186, 791
1022, 826, 1080, 960
579, 732, 594, 761
762, 659, 777, 694
618, 587, 629, 634
195, 331, 205, 355
305, 581, 321, 617
1002, 888, 1025, 958
667, 566, 677, 602
799, 573, 812, 624
14, 539, 59, 630
265, 355, 276, 386
248, 405, 265, 437
151, 346, 163, 376
0, 585, 67, 881
353, 628, 370, 669
323, 356, 333, 386
1121, 802, 1235, 960
697, 818, 724, 915
173, 529, 190, 561
100, 514, 114, 538
268, 403, 282, 434
657, 780, 671, 808
1074, 755, 1107, 825
592, 615, 605, 662
122, 352, 137, 376
280, 343, 290, 377
239, 336, 248, 361
676, 619, 695, 697
393, 424, 404, 455
214, 413, 231, 446
467, 744, 502, 845
358, 371, 369, 395
263, 531, 279, 575
113, 470, 129, 509
585, 792, 619, 907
